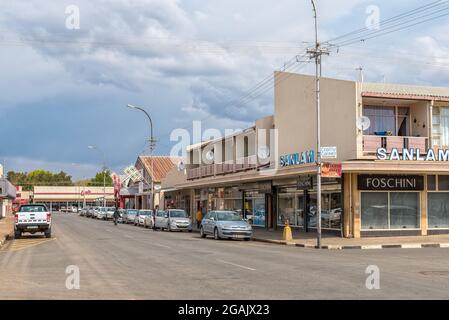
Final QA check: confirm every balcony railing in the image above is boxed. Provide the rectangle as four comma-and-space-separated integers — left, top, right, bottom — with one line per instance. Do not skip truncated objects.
187, 155, 262, 180
363, 135, 429, 155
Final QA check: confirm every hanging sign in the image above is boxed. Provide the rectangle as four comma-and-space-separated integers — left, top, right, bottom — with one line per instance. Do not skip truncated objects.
321, 163, 342, 178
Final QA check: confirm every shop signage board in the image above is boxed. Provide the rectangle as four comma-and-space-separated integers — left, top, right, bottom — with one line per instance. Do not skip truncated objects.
321, 146, 337, 159
377, 148, 449, 161
280, 150, 315, 168
358, 175, 424, 191
321, 163, 342, 178
297, 176, 313, 190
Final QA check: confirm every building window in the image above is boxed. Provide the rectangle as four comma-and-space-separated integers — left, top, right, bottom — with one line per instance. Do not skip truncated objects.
428, 193, 449, 229
363, 105, 410, 136
432, 106, 449, 147
428, 175, 436, 191
361, 192, 420, 230
438, 175, 449, 191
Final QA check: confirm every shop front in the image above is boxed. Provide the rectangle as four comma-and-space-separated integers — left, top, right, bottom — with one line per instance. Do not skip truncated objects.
342, 171, 449, 237
193, 181, 273, 229
275, 175, 343, 233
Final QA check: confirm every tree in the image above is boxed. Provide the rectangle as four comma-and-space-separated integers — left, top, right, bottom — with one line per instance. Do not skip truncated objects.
88, 170, 113, 187
6, 170, 74, 191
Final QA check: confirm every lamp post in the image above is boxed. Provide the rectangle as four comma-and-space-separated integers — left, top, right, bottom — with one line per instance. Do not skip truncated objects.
88, 145, 107, 208
126, 104, 156, 210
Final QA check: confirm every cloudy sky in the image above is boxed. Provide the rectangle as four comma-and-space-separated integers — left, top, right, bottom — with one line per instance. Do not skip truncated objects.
1, 0, 448, 180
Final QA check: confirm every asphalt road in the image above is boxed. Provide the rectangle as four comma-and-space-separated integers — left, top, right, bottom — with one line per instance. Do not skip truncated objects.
1, 213, 449, 299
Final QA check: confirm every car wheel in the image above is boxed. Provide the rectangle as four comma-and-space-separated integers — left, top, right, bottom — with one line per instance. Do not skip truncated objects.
200, 227, 206, 238
214, 228, 221, 240
45, 229, 52, 238
244, 238, 251, 241
14, 230, 21, 239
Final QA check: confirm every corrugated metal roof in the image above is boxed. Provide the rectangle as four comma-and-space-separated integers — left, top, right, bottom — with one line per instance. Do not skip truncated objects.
362, 82, 449, 101
138, 156, 181, 183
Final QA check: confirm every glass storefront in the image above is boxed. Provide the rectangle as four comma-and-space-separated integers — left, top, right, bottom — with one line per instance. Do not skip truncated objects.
277, 185, 341, 231
244, 191, 266, 227
361, 192, 420, 230
428, 193, 449, 229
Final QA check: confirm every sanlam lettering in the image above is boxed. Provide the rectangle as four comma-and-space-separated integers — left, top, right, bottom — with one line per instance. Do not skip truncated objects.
280, 151, 315, 167
377, 148, 449, 161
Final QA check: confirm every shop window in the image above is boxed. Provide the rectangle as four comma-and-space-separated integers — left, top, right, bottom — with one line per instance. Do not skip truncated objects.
428, 193, 449, 229
428, 175, 436, 191
361, 192, 389, 230
278, 193, 295, 226
361, 192, 420, 230
438, 175, 449, 191
389, 192, 419, 229
330, 193, 342, 230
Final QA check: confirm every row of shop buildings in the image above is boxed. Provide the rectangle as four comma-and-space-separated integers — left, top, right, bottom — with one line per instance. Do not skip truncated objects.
147, 72, 449, 239
9, 72, 449, 239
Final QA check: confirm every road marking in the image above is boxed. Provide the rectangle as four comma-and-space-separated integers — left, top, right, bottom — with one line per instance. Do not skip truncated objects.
153, 243, 171, 249
216, 259, 256, 271
2, 238, 56, 252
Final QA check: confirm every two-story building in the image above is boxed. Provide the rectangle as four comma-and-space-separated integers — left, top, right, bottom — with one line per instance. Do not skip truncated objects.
177, 72, 449, 238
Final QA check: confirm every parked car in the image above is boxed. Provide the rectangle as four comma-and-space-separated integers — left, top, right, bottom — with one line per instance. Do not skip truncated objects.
135, 209, 153, 226
79, 208, 87, 216
154, 209, 192, 232
97, 207, 107, 220
14, 204, 52, 238
123, 209, 138, 224
86, 207, 94, 218
143, 210, 155, 228
200, 210, 252, 241
105, 207, 115, 220
92, 207, 101, 219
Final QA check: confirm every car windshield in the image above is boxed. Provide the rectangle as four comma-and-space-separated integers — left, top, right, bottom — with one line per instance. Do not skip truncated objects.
127, 210, 138, 215
19, 205, 46, 213
139, 210, 152, 215
107, 207, 115, 211
216, 211, 242, 221
170, 210, 187, 218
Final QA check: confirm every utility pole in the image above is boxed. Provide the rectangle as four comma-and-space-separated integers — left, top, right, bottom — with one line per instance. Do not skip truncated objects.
307, 0, 329, 249
127, 104, 157, 210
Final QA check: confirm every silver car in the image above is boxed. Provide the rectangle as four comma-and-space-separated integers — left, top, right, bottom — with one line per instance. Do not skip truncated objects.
123, 209, 138, 224
105, 207, 115, 220
135, 210, 152, 226
96, 207, 107, 220
154, 209, 192, 232
200, 211, 252, 241
143, 211, 155, 228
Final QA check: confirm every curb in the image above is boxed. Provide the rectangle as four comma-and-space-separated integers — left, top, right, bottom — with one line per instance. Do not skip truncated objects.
252, 238, 449, 250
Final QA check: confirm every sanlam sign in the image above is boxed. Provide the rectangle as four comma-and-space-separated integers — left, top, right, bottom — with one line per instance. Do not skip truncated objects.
280, 150, 315, 167
377, 148, 449, 161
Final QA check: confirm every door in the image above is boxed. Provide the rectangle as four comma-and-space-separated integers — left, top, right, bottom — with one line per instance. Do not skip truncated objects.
207, 212, 217, 234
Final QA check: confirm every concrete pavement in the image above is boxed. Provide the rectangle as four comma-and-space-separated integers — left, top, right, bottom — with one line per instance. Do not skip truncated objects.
1, 213, 449, 299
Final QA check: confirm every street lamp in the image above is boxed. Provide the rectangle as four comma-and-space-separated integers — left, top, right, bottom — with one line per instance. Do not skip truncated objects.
88, 145, 107, 208
126, 104, 156, 210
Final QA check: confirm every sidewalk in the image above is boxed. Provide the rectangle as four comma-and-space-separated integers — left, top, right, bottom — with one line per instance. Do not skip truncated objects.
252, 228, 449, 250
0, 214, 14, 248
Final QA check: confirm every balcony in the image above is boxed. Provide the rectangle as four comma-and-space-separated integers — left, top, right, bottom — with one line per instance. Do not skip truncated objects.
363, 135, 429, 155
187, 155, 262, 180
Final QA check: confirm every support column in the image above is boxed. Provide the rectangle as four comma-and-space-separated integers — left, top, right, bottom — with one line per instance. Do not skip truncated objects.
343, 173, 352, 238
351, 173, 361, 238
421, 175, 428, 236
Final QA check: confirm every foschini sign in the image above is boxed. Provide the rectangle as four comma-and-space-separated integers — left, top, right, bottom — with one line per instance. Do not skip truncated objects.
358, 175, 424, 191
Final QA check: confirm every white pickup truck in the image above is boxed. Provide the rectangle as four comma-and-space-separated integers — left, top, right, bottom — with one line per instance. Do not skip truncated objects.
15, 204, 52, 239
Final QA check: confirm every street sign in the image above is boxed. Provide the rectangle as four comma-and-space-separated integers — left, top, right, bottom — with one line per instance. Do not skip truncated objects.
321, 146, 337, 159
123, 165, 144, 183
321, 163, 342, 178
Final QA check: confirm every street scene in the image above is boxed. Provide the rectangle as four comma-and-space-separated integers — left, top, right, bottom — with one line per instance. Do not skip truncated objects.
1, 0, 449, 303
